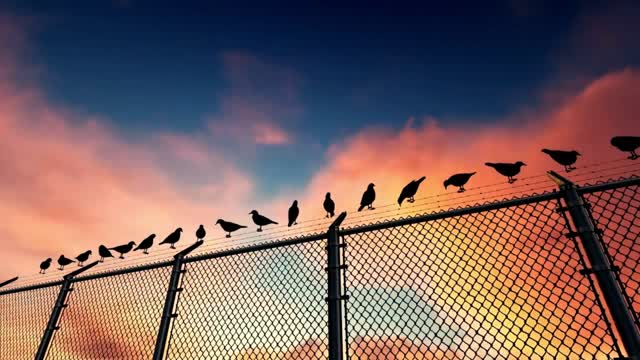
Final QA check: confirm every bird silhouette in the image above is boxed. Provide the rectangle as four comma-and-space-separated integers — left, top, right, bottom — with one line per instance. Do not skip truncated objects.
288, 200, 299, 227
611, 136, 640, 160
110, 241, 136, 259
75, 250, 92, 266
98, 245, 114, 262
134, 234, 156, 254
39, 258, 52, 274
160, 228, 182, 249
398, 176, 426, 206
249, 210, 278, 232
542, 149, 580, 172
485, 162, 526, 184
358, 183, 376, 211
324, 193, 335, 218
57, 255, 75, 270
216, 219, 247, 238
196, 225, 206, 241
444, 172, 476, 193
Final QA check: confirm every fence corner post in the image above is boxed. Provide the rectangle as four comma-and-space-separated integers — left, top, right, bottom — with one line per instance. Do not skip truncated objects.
153, 240, 203, 360
549, 171, 640, 359
327, 212, 347, 360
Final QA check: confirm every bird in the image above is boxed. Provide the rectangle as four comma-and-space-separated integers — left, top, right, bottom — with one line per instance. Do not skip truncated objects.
134, 234, 156, 254
249, 210, 278, 232
288, 200, 299, 227
444, 172, 476, 193
485, 162, 526, 184
541, 149, 581, 172
323, 193, 335, 218
110, 241, 136, 259
196, 225, 206, 241
358, 183, 376, 211
398, 176, 426, 206
611, 136, 640, 160
75, 250, 92, 266
98, 245, 114, 262
39, 258, 52, 274
216, 219, 247, 238
57, 255, 75, 270
159, 228, 182, 249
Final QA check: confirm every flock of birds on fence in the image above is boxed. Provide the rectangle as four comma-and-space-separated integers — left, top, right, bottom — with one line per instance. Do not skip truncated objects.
33, 136, 640, 274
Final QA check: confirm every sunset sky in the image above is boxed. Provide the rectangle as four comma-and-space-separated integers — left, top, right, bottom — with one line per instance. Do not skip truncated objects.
1, 0, 640, 280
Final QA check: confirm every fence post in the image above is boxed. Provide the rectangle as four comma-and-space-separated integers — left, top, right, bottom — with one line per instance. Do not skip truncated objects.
327, 212, 347, 360
0, 276, 18, 288
35, 261, 99, 360
153, 240, 203, 360
550, 171, 640, 359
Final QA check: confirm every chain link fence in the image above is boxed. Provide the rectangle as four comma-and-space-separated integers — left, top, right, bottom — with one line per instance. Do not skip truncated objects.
0, 175, 639, 359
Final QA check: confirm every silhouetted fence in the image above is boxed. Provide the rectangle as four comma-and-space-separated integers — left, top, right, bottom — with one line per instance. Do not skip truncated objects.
1, 173, 640, 359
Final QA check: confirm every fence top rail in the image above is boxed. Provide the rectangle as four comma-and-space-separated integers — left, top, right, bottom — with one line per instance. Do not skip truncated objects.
577, 175, 640, 194
0, 279, 64, 296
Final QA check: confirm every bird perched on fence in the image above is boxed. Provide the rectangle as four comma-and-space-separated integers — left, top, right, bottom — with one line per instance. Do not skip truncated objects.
288, 200, 299, 227
160, 228, 182, 249
196, 225, 206, 241
39, 258, 52, 274
358, 183, 376, 211
611, 136, 640, 160
324, 193, 335, 218
250, 210, 278, 232
98, 245, 114, 262
57, 255, 75, 270
398, 176, 426, 206
110, 241, 136, 259
216, 219, 247, 238
75, 250, 92, 266
485, 162, 526, 184
134, 234, 155, 254
541, 149, 580, 172
444, 172, 476, 193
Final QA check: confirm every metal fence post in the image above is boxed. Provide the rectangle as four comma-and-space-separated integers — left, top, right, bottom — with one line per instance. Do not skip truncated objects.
550, 171, 640, 359
327, 212, 347, 360
153, 241, 203, 360
35, 261, 99, 360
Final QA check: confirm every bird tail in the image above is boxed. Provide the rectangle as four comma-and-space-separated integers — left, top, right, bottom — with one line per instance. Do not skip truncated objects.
358, 205, 365, 212
271, 221, 279, 225
288, 221, 293, 227
541, 148, 551, 154
397, 196, 404, 207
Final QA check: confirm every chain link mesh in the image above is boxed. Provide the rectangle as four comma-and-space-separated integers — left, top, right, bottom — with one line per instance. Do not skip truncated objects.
343, 198, 619, 359
166, 239, 328, 359
0, 284, 60, 359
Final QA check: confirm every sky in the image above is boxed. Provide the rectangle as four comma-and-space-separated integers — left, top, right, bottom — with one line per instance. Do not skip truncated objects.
0, 0, 639, 278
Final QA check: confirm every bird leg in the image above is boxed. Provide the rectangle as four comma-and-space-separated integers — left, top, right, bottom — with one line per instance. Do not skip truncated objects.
368, 204, 375, 210
78, 262, 82, 267
119, 254, 124, 259
508, 177, 517, 184
257, 226, 263, 232
408, 197, 415, 203
458, 186, 466, 193
226, 233, 231, 238
99, 257, 104, 262
171, 244, 176, 249
58, 266, 63, 270
630, 151, 638, 160
564, 165, 576, 172
144, 249, 149, 254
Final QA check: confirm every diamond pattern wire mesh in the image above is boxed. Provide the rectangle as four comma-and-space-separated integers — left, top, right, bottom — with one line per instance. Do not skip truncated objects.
343, 198, 619, 359
45, 266, 172, 359
0, 284, 60, 359
166, 239, 328, 359
582, 182, 640, 327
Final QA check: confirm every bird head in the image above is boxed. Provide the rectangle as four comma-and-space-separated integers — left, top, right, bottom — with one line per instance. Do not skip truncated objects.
443, 179, 451, 189
99, 245, 107, 250
417, 176, 426, 182
541, 149, 551, 154
249, 210, 259, 215
397, 196, 403, 206
150, 234, 156, 239
325, 192, 331, 198
87, 250, 93, 255
58, 255, 65, 260
292, 200, 298, 206
368, 183, 375, 189
176, 227, 183, 233
572, 150, 581, 156
215, 219, 222, 225
515, 161, 526, 167
128, 241, 136, 246
45, 258, 52, 263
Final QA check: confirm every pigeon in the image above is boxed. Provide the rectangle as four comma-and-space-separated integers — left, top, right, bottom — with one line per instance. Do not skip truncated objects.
196, 225, 206, 241
75, 250, 92, 266
57, 255, 75, 270
485, 162, 526, 184
134, 234, 156, 254
323, 192, 335, 218
110, 241, 136, 259
398, 176, 426, 206
541, 149, 580, 172
358, 183, 376, 211
249, 210, 278, 232
39, 258, 52, 274
160, 228, 182, 249
288, 200, 300, 227
444, 172, 476, 193
216, 219, 247, 238
611, 136, 640, 160
98, 245, 114, 262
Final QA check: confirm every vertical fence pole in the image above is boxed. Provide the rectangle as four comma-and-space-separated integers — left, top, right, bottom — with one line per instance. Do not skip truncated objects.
35, 261, 99, 360
327, 212, 347, 360
153, 241, 203, 360
550, 171, 640, 359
